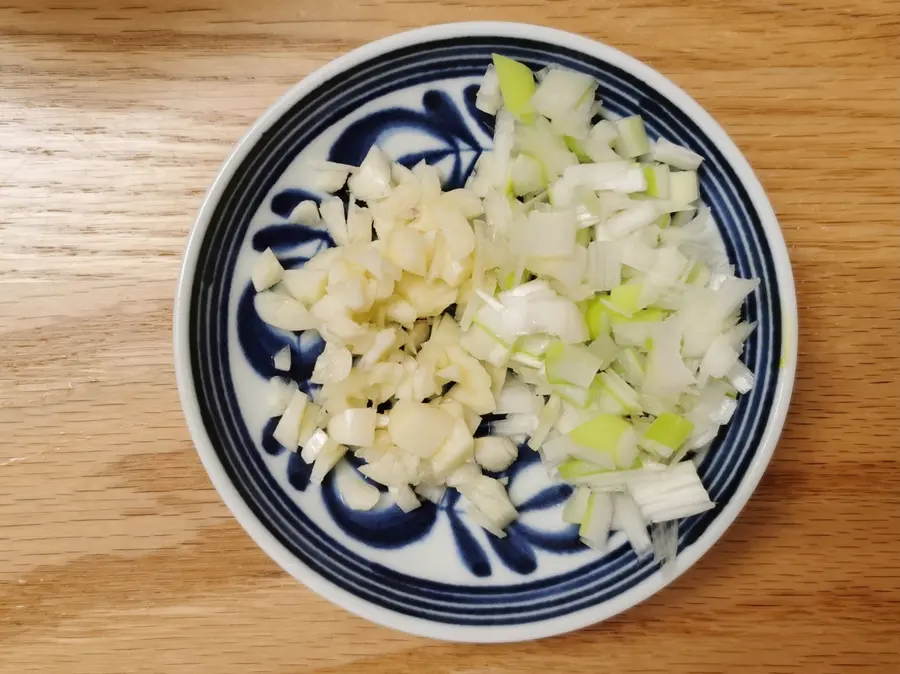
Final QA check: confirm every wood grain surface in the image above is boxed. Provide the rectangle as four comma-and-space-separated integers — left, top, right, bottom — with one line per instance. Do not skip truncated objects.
1, 1, 898, 672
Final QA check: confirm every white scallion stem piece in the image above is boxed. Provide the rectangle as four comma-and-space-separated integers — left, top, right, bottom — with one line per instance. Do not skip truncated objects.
579, 492, 613, 550
527, 394, 562, 450
669, 170, 699, 205
651, 138, 703, 170
614, 115, 650, 158
612, 492, 652, 555
563, 485, 592, 524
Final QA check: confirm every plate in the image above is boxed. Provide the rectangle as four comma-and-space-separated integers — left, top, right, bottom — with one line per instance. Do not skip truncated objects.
174, 22, 797, 642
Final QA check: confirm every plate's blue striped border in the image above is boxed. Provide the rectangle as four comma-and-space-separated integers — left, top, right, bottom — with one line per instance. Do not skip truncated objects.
189, 37, 781, 625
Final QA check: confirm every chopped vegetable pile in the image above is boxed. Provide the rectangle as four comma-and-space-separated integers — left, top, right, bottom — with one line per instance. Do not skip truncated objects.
251, 54, 758, 562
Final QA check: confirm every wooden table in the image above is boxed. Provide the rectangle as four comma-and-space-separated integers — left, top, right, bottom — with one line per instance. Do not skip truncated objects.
2, 1, 898, 672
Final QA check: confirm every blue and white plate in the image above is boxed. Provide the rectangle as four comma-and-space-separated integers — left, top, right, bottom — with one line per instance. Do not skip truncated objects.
174, 23, 797, 642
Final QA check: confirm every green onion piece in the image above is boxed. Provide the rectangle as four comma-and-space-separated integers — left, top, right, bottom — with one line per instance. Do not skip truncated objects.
602, 283, 644, 317
559, 458, 612, 480
641, 163, 670, 198
617, 347, 646, 387
585, 294, 613, 339
564, 135, 592, 163
579, 492, 614, 548
639, 412, 694, 458
669, 170, 699, 204
499, 267, 526, 290
568, 414, 635, 464
562, 486, 592, 524
610, 307, 667, 325
597, 371, 642, 414
614, 115, 651, 158
686, 261, 710, 286
545, 342, 603, 389
552, 381, 593, 407
516, 333, 554, 357
586, 333, 620, 369
576, 227, 593, 247
492, 54, 536, 121
528, 393, 562, 450
589, 378, 628, 416
671, 209, 696, 227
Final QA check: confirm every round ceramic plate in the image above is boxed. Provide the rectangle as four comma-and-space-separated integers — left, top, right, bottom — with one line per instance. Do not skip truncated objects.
174, 22, 797, 642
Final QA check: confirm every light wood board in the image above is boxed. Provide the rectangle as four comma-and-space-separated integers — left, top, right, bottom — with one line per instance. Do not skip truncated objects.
1, 1, 898, 672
